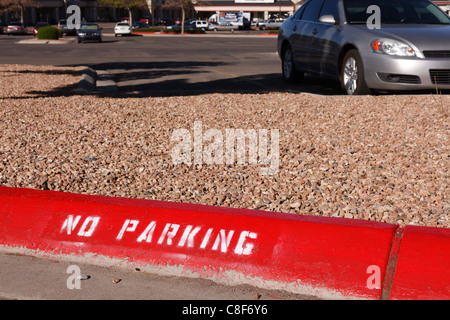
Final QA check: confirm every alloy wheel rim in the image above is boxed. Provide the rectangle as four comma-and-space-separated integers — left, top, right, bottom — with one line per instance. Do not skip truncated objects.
283, 50, 293, 78
343, 57, 358, 95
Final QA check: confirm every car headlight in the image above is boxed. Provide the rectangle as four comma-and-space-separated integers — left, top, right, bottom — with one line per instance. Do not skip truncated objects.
371, 39, 415, 57
78, 32, 86, 36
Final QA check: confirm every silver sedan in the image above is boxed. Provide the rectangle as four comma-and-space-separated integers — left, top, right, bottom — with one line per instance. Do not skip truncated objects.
278, 0, 450, 94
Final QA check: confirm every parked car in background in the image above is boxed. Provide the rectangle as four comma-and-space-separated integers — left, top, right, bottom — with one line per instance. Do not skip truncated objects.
140, 18, 153, 25
132, 21, 149, 29
7, 22, 27, 35
158, 18, 174, 26
208, 22, 237, 32
167, 20, 208, 31
166, 22, 193, 31
191, 20, 208, 30
58, 19, 77, 35
115, 22, 132, 36
278, 0, 450, 95
77, 23, 102, 43
33, 22, 50, 36
257, 19, 284, 30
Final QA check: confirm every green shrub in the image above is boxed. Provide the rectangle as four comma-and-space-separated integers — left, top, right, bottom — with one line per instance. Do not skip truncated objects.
133, 27, 163, 32
162, 28, 205, 34
37, 26, 60, 40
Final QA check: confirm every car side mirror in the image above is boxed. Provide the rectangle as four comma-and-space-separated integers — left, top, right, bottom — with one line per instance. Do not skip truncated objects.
318, 15, 337, 25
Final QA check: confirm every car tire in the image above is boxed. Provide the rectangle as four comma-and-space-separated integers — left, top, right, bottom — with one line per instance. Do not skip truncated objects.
282, 45, 304, 83
340, 49, 371, 95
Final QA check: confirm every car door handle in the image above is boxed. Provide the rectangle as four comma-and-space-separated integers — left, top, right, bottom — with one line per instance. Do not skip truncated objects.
312, 28, 318, 35
292, 25, 297, 32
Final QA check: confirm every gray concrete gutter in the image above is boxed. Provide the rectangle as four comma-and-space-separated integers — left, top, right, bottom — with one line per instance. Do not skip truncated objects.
76, 67, 118, 95
0, 251, 313, 300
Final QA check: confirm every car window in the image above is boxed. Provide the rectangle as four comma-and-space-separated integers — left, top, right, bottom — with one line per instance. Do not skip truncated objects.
319, 0, 339, 20
343, 0, 450, 24
80, 24, 99, 30
292, 4, 307, 20
301, 0, 326, 21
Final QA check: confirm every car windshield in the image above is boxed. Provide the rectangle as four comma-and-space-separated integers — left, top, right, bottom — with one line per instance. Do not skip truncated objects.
344, 0, 450, 24
80, 24, 100, 30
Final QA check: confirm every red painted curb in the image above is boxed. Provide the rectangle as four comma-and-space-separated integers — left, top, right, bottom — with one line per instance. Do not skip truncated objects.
132, 31, 161, 34
0, 186, 448, 299
389, 225, 450, 300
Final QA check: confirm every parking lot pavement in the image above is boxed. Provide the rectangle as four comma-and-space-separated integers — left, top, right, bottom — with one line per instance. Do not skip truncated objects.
0, 251, 317, 300
0, 32, 342, 96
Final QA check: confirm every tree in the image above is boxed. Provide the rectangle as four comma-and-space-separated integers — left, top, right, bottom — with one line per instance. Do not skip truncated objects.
144, 0, 155, 26
162, 0, 195, 35
0, 0, 35, 24
98, 0, 147, 26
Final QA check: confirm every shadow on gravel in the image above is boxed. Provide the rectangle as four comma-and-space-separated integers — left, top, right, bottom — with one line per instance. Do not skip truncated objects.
13, 61, 450, 98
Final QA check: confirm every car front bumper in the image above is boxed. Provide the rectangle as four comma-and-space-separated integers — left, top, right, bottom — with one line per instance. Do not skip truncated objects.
78, 34, 102, 41
362, 52, 450, 90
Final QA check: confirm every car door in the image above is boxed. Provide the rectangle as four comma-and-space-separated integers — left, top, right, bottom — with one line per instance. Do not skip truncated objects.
290, 0, 325, 73
309, 0, 341, 78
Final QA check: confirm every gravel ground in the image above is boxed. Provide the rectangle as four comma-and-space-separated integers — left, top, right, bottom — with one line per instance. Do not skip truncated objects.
0, 64, 448, 228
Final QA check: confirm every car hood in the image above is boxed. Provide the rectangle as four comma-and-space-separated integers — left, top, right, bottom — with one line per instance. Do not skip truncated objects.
353, 24, 450, 51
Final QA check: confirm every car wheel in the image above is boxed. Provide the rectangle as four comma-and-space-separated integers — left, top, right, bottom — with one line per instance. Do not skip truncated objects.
282, 45, 304, 83
340, 49, 370, 95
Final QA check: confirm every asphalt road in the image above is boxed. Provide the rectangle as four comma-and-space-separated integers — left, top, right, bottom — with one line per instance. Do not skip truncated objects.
0, 29, 342, 96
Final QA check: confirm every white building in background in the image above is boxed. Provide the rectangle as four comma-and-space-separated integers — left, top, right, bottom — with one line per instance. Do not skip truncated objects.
193, 0, 299, 22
